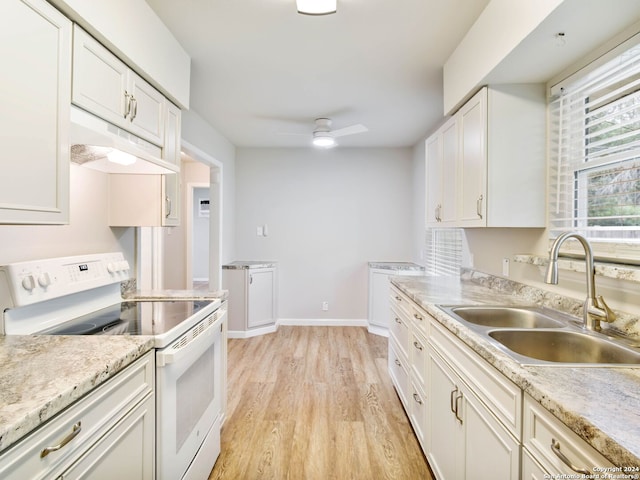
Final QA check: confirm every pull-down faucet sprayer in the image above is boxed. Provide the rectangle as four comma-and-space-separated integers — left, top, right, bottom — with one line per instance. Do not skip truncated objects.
545, 232, 616, 331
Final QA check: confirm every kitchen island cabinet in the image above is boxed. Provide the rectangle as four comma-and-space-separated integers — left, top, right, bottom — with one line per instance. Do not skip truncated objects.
0, 336, 154, 479
0, 0, 71, 225
223, 262, 277, 338
389, 273, 640, 475
368, 262, 424, 336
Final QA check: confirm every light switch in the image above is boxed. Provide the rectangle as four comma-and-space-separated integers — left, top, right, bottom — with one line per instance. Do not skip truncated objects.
256, 226, 263, 236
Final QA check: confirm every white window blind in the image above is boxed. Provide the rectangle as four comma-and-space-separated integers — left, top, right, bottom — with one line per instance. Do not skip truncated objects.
424, 228, 462, 276
549, 40, 640, 243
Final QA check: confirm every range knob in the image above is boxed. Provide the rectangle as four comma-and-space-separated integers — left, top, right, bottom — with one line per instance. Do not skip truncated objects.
107, 263, 116, 273
38, 272, 52, 288
21, 275, 36, 291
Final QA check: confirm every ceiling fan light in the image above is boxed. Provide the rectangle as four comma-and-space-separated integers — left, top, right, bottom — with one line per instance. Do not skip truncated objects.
312, 134, 336, 148
297, 0, 337, 15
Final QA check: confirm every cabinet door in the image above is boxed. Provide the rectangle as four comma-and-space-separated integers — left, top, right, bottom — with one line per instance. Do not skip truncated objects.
0, 0, 71, 224
462, 387, 520, 480
440, 117, 458, 224
427, 351, 462, 480
60, 394, 155, 480
458, 88, 487, 227
425, 133, 442, 227
72, 27, 128, 127
247, 268, 275, 328
369, 270, 392, 328
128, 70, 165, 146
162, 102, 181, 226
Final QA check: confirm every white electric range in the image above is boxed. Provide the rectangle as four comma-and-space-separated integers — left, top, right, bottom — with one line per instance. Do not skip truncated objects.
0, 252, 225, 480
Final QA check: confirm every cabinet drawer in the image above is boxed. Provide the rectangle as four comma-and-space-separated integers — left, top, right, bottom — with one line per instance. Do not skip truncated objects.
388, 338, 410, 409
429, 318, 521, 437
0, 352, 154, 480
409, 380, 428, 451
523, 395, 614, 476
390, 285, 412, 319
389, 303, 410, 359
410, 328, 428, 390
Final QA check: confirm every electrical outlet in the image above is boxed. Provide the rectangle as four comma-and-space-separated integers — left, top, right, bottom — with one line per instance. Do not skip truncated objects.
322, 301, 329, 311
502, 258, 510, 277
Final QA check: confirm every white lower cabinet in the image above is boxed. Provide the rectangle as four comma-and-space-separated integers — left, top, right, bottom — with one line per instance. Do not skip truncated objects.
0, 352, 155, 480
523, 394, 614, 477
427, 348, 519, 480
387, 289, 621, 480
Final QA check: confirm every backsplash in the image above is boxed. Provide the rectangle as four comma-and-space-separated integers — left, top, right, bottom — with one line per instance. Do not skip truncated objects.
463, 268, 640, 339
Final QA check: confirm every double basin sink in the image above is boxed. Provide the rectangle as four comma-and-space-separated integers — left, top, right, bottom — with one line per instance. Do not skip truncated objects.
438, 305, 640, 367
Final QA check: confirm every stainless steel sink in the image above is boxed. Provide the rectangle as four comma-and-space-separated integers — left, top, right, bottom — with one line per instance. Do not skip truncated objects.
444, 306, 567, 329
488, 329, 640, 366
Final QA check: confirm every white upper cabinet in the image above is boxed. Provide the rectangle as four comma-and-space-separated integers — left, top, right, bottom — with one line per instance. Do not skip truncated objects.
72, 26, 165, 147
426, 116, 458, 227
425, 85, 546, 228
162, 102, 182, 226
0, 0, 71, 224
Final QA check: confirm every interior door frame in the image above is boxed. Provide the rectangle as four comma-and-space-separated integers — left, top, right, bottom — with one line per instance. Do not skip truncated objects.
179, 141, 223, 291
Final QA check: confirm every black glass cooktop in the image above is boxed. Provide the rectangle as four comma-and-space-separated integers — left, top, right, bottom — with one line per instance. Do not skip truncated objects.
41, 300, 212, 336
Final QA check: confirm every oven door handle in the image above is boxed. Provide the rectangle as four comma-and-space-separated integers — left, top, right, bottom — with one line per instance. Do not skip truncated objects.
156, 311, 225, 367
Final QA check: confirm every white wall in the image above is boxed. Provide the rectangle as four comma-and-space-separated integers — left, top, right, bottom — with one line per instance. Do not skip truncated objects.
0, 164, 135, 265
234, 147, 413, 321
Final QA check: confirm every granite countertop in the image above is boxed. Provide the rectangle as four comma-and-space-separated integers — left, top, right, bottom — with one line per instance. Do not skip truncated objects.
0, 335, 154, 453
391, 273, 640, 469
368, 261, 425, 271
123, 289, 228, 301
222, 261, 277, 269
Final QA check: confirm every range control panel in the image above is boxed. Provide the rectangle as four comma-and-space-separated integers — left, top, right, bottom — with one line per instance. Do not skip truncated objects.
0, 252, 130, 308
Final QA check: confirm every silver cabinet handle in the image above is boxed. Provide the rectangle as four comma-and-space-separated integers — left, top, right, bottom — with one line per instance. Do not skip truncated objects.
413, 313, 423, 321
413, 393, 423, 405
551, 439, 590, 475
394, 317, 402, 324
395, 295, 402, 302
454, 392, 464, 424
413, 341, 423, 351
435, 203, 442, 222
41, 421, 82, 458
249, 274, 253, 284
394, 358, 401, 367
165, 196, 171, 218
130, 96, 138, 121
124, 91, 131, 118
477, 194, 484, 219
450, 387, 458, 415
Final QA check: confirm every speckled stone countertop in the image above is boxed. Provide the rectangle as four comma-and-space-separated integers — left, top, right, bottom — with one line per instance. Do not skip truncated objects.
123, 289, 228, 301
0, 335, 154, 453
222, 261, 276, 269
391, 272, 640, 469
368, 261, 425, 271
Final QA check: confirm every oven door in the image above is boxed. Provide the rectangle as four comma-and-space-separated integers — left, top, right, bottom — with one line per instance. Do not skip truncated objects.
155, 309, 225, 480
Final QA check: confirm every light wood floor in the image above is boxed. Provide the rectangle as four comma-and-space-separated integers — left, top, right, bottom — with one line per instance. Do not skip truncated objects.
208, 326, 433, 480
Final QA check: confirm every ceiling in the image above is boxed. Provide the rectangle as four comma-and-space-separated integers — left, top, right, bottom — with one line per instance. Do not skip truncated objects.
145, 0, 491, 148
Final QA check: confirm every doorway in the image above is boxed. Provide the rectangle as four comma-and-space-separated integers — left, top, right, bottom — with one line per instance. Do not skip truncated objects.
162, 140, 222, 291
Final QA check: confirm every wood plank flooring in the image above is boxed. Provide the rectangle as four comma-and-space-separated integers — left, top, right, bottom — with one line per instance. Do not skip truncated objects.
208, 326, 433, 480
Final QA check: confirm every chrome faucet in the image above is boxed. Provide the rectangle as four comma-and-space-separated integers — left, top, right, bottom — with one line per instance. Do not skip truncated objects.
545, 232, 615, 331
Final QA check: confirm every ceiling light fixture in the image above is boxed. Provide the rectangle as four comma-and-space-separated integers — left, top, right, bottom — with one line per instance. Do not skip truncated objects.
312, 132, 336, 148
296, 0, 337, 16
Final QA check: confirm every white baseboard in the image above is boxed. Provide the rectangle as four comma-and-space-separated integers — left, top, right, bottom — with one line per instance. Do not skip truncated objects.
228, 324, 278, 339
367, 324, 389, 337
277, 318, 368, 327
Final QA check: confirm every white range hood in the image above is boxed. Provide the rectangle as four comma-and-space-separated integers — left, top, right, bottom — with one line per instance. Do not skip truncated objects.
69, 106, 178, 175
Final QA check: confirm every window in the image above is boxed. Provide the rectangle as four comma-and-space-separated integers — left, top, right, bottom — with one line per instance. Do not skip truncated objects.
424, 228, 462, 276
549, 38, 640, 255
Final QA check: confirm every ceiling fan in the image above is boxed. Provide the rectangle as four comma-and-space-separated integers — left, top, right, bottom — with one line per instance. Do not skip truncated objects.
311, 118, 368, 147
278, 118, 368, 148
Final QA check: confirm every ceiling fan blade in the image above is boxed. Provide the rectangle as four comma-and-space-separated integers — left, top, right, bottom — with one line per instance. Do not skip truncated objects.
331, 124, 368, 137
